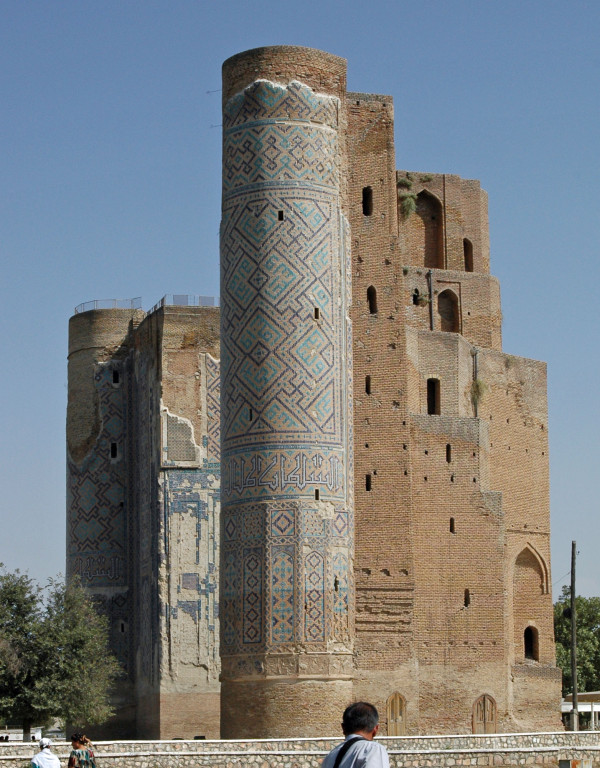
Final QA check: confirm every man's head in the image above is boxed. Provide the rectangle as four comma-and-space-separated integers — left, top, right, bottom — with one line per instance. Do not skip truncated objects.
39, 739, 52, 750
342, 701, 380, 738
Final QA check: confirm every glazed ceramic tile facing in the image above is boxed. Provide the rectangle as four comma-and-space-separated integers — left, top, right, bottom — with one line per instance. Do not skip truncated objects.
162, 468, 220, 677
220, 67, 354, 687
67, 363, 128, 587
206, 354, 221, 462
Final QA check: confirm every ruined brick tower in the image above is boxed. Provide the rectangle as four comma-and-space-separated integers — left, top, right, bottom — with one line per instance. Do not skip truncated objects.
67, 300, 221, 738
66, 46, 561, 739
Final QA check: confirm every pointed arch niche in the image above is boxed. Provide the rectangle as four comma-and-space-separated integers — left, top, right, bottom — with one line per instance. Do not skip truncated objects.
437, 289, 460, 333
404, 191, 443, 269
512, 545, 549, 663
386, 692, 406, 735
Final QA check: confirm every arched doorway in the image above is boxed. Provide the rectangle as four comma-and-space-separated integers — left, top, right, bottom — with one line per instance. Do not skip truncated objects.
472, 694, 497, 733
386, 692, 406, 735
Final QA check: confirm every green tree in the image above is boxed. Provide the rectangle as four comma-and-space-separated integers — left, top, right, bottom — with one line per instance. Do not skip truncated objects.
0, 567, 120, 739
554, 585, 600, 697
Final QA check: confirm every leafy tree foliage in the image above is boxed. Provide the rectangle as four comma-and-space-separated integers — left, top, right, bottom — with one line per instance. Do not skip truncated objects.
0, 567, 120, 739
554, 585, 600, 697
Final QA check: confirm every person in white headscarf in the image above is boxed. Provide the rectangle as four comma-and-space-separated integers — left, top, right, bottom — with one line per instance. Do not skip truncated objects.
31, 738, 60, 768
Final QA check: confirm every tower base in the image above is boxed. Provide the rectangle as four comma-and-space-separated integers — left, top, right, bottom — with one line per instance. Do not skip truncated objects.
220, 677, 353, 738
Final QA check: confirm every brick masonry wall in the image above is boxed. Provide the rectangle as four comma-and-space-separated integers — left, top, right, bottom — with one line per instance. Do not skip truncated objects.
3, 734, 600, 768
346, 71, 560, 734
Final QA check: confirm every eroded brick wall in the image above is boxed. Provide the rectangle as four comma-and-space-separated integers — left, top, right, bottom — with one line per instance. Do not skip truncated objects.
346, 74, 560, 733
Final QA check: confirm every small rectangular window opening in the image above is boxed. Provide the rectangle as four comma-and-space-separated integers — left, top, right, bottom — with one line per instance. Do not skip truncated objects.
120, 622, 126, 633
112, 370, 120, 384
314, 488, 320, 501
314, 307, 320, 320
450, 518, 455, 534
366, 474, 372, 491
110, 443, 118, 459
362, 186, 373, 216
278, 210, 284, 221
464, 589, 471, 608
365, 375, 371, 395
427, 378, 441, 415
248, 407, 253, 421
446, 444, 451, 463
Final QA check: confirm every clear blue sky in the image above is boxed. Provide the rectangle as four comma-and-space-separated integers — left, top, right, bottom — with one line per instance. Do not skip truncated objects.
1, 1, 599, 597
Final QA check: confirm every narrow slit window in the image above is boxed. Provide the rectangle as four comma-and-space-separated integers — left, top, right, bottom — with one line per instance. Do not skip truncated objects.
110, 443, 118, 459
362, 186, 373, 216
314, 307, 320, 320
120, 622, 126, 633
365, 375, 371, 395
446, 444, 452, 463
450, 518, 455, 534
112, 370, 120, 384
366, 474, 372, 491
463, 238, 473, 272
314, 488, 320, 501
278, 210, 284, 221
367, 285, 378, 314
464, 589, 471, 608
248, 407, 253, 421
427, 378, 441, 415
412, 289, 420, 306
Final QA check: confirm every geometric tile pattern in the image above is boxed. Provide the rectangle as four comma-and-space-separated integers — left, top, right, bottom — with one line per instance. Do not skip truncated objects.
221, 79, 349, 509
333, 552, 349, 615
220, 78, 354, 660
206, 354, 220, 461
304, 550, 325, 641
222, 551, 238, 648
223, 79, 339, 189
67, 363, 127, 587
243, 548, 262, 644
165, 415, 196, 462
271, 547, 294, 643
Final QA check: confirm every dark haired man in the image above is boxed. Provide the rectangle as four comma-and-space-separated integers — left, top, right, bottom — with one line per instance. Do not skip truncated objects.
321, 701, 390, 767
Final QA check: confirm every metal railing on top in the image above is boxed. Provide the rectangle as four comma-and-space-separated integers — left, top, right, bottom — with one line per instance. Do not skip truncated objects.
74, 297, 143, 314
149, 295, 220, 314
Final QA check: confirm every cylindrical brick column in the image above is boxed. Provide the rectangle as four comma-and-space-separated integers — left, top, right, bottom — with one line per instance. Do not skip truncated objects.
220, 46, 355, 737
67, 307, 142, 737
67, 308, 141, 584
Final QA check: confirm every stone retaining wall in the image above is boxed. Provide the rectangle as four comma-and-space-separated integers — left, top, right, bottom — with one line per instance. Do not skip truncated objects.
2, 733, 599, 768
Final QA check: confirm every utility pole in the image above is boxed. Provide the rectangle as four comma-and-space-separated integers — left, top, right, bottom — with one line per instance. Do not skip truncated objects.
571, 540, 579, 731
